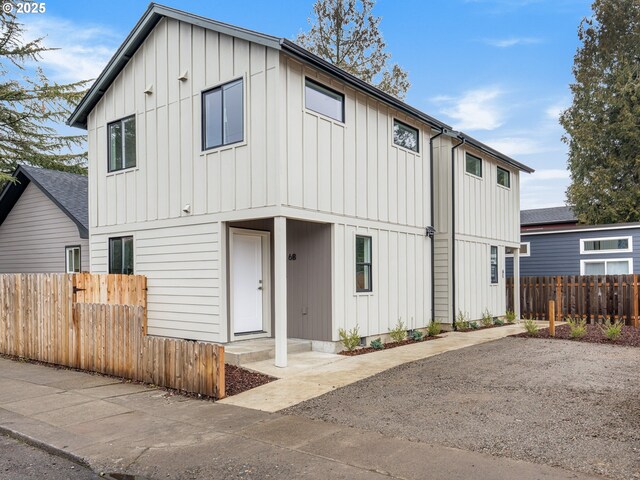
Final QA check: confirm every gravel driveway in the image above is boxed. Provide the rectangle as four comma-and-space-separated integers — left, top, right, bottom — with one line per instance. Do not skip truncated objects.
284, 337, 640, 480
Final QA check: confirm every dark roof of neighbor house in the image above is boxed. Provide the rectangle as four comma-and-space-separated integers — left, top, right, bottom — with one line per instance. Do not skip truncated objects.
0, 165, 89, 238
67, 3, 535, 174
521, 206, 577, 226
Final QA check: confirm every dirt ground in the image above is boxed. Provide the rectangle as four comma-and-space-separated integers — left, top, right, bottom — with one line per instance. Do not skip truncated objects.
285, 337, 640, 480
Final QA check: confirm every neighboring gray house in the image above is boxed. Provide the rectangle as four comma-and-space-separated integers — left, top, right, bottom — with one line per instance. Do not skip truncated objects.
506, 206, 640, 277
0, 165, 89, 274
67, 4, 532, 364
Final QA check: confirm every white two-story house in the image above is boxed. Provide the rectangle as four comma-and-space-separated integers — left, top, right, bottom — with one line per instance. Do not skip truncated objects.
68, 3, 532, 364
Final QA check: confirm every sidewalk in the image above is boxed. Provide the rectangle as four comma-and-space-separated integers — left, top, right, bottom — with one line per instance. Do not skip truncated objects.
221, 323, 536, 411
0, 327, 602, 480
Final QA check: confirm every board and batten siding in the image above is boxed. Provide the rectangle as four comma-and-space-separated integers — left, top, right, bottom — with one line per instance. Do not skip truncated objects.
280, 56, 433, 228
505, 227, 640, 277
0, 183, 89, 273
332, 222, 431, 340
90, 221, 224, 342
87, 17, 280, 229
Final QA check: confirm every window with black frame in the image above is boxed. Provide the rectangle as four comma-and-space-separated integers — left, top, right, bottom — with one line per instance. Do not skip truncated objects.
108, 116, 136, 172
490, 246, 498, 284
393, 119, 419, 152
109, 236, 134, 275
202, 78, 244, 150
356, 235, 372, 292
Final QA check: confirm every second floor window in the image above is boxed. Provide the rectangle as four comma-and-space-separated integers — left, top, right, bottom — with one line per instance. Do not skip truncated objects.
465, 153, 482, 177
497, 166, 511, 188
108, 116, 136, 172
305, 78, 344, 122
393, 119, 419, 152
202, 78, 244, 150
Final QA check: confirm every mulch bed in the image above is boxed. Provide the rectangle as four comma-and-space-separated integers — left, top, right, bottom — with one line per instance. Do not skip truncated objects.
338, 335, 441, 356
514, 323, 640, 347
225, 363, 276, 396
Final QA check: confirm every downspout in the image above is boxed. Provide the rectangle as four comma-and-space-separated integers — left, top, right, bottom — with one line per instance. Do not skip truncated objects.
451, 136, 465, 330
429, 129, 444, 324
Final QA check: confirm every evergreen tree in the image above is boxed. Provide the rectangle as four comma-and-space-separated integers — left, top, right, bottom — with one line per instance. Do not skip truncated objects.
296, 0, 410, 100
561, 0, 640, 224
0, 9, 88, 184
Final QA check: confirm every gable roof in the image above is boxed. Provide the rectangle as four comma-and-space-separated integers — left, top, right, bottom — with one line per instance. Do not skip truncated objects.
0, 165, 89, 238
521, 206, 577, 226
67, 3, 534, 174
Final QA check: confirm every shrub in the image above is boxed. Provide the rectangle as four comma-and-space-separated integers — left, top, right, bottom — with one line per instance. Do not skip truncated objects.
481, 309, 493, 327
370, 338, 384, 350
505, 310, 517, 324
427, 320, 441, 337
469, 321, 479, 329
338, 325, 360, 352
494, 317, 505, 326
389, 318, 407, 343
456, 310, 470, 331
523, 318, 538, 336
410, 329, 424, 341
567, 317, 587, 339
600, 317, 623, 341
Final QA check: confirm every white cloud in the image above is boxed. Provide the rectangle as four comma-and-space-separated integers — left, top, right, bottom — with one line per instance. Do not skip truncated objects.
482, 136, 545, 156
22, 16, 121, 83
545, 101, 568, 121
484, 37, 543, 48
432, 87, 505, 131
520, 169, 571, 209
521, 168, 569, 183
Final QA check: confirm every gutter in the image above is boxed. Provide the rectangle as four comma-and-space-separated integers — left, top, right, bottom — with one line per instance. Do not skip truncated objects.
450, 136, 465, 330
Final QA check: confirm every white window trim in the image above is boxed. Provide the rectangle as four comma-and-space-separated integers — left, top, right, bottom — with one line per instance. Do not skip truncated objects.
65, 246, 81, 274
506, 242, 530, 258
580, 258, 633, 275
579, 236, 632, 255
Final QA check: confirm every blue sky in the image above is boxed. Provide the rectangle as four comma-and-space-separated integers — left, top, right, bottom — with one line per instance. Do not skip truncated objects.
22, 0, 593, 209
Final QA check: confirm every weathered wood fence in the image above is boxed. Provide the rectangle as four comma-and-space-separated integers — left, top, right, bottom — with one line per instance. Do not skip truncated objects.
507, 275, 640, 327
0, 273, 225, 399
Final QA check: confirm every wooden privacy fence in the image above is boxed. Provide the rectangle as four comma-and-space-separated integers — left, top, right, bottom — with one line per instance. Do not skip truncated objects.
507, 275, 640, 327
0, 273, 225, 399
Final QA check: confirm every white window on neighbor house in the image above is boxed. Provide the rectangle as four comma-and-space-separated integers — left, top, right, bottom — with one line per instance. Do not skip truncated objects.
108, 115, 136, 172
580, 259, 633, 275
65, 246, 81, 273
497, 166, 511, 188
506, 242, 530, 257
580, 236, 632, 254
202, 78, 244, 150
393, 119, 419, 152
465, 153, 482, 178
304, 78, 345, 122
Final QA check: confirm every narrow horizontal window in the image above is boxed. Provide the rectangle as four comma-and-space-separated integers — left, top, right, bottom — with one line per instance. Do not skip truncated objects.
506, 242, 530, 257
305, 78, 344, 122
581, 259, 632, 275
109, 236, 134, 275
393, 119, 419, 152
497, 166, 511, 188
465, 153, 482, 177
202, 78, 244, 150
581, 237, 631, 253
108, 116, 136, 172
356, 235, 372, 292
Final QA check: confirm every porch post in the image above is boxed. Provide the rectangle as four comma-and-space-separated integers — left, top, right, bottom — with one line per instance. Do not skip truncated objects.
513, 249, 521, 320
274, 216, 288, 367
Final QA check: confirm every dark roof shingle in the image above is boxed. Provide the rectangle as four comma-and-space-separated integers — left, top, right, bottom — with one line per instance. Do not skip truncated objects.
521, 206, 577, 226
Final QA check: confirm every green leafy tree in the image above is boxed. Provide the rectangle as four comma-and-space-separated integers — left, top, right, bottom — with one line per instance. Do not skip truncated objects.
0, 9, 88, 184
560, 0, 640, 224
295, 0, 410, 100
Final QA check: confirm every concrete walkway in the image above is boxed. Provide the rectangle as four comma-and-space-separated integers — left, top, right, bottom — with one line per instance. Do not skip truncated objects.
0, 355, 601, 480
221, 323, 534, 412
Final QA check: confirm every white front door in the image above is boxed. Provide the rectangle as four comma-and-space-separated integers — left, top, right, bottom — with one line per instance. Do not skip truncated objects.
231, 231, 266, 334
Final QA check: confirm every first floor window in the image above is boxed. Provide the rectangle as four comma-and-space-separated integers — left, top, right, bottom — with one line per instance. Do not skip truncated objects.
581, 259, 632, 275
393, 119, 419, 152
109, 236, 134, 275
202, 78, 244, 150
356, 235, 372, 292
65, 246, 81, 273
506, 242, 530, 257
108, 116, 136, 172
465, 153, 482, 177
490, 246, 498, 284
581, 236, 631, 254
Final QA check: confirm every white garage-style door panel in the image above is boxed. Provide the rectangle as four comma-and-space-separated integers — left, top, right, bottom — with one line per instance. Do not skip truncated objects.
230, 229, 271, 338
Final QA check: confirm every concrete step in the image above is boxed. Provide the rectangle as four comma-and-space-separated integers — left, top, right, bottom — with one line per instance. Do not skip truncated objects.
224, 338, 312, 366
